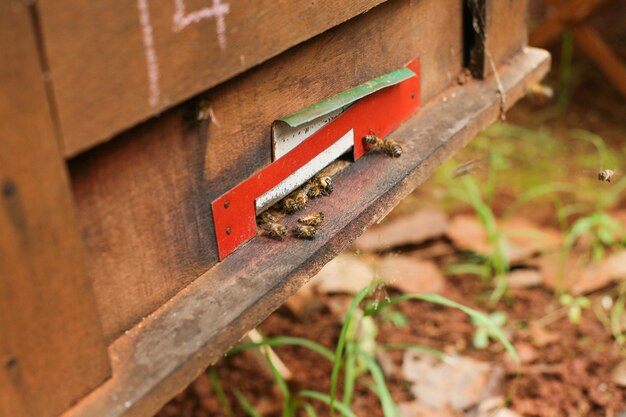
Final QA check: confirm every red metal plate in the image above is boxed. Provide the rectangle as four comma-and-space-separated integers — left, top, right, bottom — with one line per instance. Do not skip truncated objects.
212, 59, 421, 260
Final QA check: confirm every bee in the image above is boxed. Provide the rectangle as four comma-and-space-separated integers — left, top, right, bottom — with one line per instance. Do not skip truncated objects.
307, 183, 322, 199
256, 210, 282, 225
293, 224, 317, 239
525, 83, 554, 104
316, 175, 333, 196
452, 158, 484, 178
281, 196, 299, 214
598, 169, 616, 183
293, 188, 309, 208
281, 188, 309, 213
263, 222, 288, 240
363, 134, 384, 150
298, 212, 324, 227
382, 138, 402, 158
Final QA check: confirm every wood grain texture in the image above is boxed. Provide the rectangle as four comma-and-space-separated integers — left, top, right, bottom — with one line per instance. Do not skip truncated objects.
0, 2, 111, 417
62, 47, 551, 417
69, 0, 464, 343
36, 0, 388, 157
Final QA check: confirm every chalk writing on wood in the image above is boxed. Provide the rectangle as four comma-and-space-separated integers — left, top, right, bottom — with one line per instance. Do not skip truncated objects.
137, 0, 160, 107
137, 0, 231, 107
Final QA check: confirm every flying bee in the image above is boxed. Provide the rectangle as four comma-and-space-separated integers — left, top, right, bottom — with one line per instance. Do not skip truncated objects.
452, 158, 484, 178
298, 212, 324, 227
598, 169, 616, 183
363, 134, 384, 150
263, 222, 288, 240
382, 138, 402, 158
293, 224, 317, 239
525, 83, 554, 104
316, 175, 333, 196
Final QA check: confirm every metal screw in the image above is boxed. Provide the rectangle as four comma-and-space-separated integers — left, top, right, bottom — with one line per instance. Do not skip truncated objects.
226, 227, 231, 235
411, 93, 416, 99
224, 201, 230, 208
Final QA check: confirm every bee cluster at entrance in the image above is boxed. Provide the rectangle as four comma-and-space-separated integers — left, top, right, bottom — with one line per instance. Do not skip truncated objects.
257, 174, 333, 240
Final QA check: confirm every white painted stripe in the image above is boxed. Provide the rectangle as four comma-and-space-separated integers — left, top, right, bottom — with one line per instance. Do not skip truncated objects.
272, 105, 351, 160
255, 129, 354, 212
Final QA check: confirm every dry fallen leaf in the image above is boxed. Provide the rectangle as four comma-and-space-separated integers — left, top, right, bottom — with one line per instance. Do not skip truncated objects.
401, 351, 492, 411
539, 250, 626, 295
446, 215, 562, 264
354, 208, 448, 252
377, 256, 446, 294
506, 269, 543, 289
309, 254, 375, 294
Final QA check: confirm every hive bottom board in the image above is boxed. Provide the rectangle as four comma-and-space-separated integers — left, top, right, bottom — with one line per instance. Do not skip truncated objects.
62, 47, 550, 417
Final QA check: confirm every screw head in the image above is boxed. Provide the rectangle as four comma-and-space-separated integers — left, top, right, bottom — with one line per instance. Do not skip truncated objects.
226, 227, 232, 235
224, 201, 230, 208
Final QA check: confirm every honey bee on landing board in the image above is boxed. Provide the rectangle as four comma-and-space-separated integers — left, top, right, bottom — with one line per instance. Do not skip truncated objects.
382, 138, 402, 158
293, 224, 317, 239
298, 212, 324, 227
363, 134, 402, 158
306, 183, 322, 199
363, 134, 384, 150
315, 175, 333, 196
281, 195, 299, 214
263, 222, 288, 240
256, 210, 279, 225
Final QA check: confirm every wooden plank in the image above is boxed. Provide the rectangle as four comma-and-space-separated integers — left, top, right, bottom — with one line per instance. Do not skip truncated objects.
36, 0, 388, 157
69, 0, 464, 343
62, 47, 551, 417
0, 2, 111, 417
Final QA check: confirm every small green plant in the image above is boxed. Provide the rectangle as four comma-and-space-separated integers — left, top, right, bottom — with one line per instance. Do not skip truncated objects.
219, 285, 518, 417
559, 293, 591, 325
447, 175, 511, 304
563, 211, 626, 262
471, 311, 508, 349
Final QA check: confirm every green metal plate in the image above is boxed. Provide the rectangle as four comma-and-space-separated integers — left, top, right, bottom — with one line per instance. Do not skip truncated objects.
279, 67, 416, 127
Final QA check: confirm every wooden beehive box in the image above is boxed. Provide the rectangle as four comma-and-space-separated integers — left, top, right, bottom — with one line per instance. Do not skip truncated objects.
0, 1, 549, 416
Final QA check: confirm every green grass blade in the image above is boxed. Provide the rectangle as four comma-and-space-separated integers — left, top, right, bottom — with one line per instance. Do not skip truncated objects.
298, 390, 358, 417
301, 402, 319, 417
233, 390, 262, 417
358, 350, 399, 417
342, 341, 358, 406
330, 287, 371, 415
364, 294, 519, 364
208, 367, 234, 417
266, 352, 290, 398
444, 263, 492, 278
229, 336, 335, 362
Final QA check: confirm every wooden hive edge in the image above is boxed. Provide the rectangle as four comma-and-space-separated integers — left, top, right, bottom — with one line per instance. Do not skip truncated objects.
61, 47, 550, 417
